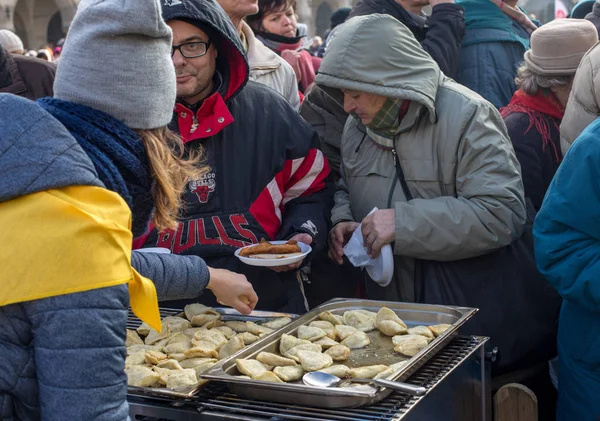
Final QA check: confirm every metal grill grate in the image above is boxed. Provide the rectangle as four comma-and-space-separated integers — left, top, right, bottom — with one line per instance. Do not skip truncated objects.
127, 308, 183, 330
129, 336, 486, 421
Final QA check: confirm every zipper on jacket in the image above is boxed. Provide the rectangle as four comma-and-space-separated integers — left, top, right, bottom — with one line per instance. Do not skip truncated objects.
355, 133, 367, 153
388, 148, 399, 208
190, 114, 199, 133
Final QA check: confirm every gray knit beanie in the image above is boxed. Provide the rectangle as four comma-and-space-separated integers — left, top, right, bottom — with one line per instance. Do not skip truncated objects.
53, 0, 176, 129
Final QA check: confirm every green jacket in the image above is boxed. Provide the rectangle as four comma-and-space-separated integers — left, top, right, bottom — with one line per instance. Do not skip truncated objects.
315, 14, 526, 301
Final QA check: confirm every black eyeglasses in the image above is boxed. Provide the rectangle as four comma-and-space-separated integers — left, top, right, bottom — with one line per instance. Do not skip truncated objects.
172, 40, 212, 58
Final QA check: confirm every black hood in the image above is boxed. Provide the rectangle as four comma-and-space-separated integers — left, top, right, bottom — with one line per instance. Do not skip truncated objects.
162, 0, 249, 102
348, 0, 428, 39
593, 1, 600, 17
349, 0, 412, 22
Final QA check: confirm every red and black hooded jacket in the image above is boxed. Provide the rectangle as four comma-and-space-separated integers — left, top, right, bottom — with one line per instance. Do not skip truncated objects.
139, 0, 332, 313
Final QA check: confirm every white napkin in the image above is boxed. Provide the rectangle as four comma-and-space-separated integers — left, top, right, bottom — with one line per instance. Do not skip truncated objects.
343, 208, 394, 286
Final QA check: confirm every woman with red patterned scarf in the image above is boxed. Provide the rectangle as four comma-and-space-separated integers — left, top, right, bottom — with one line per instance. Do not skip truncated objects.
502, 18, 597, 211
247, 0, 321, 95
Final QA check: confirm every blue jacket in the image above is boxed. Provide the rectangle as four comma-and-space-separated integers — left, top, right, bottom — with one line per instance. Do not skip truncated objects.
534, 118, 600, 421
455, 24, 530, 109
0, 93, 210, 420
0, 93, 130, 420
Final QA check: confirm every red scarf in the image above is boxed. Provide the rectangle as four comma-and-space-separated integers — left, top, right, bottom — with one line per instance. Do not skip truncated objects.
500, 89, 565, 163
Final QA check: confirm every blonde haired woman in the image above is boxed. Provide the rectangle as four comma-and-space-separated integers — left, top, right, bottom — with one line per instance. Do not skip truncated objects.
0, 0, 256, 419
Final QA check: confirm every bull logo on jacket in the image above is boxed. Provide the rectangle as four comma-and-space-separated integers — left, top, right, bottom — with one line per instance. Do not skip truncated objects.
164, 0, 182, 6
189, 172, 216, 203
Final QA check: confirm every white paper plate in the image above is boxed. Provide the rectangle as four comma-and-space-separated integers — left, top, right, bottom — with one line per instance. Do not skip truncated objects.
135, 247, 172, 254
366, 243, 394, 287
234, 241, 312, 267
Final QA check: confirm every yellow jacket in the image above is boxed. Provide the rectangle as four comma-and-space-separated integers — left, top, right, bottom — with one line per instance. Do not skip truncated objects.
0, 185, 161, 331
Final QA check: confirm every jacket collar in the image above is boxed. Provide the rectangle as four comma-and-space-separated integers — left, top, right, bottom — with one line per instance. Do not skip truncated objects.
241, 21, 281, 71
175, 92, 234, 143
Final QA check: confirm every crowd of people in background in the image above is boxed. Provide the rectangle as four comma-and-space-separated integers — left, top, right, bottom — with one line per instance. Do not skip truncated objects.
0, 29, 63, 62
1, 0, 600, 420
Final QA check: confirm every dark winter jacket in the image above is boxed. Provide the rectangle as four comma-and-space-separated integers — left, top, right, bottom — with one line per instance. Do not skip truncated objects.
348, 0, 465, 78
456, 26, 530, 109
140, 0, 332, 313
454, 0, 535, 109
504, 111, 562, 211
0, 47, 55, 100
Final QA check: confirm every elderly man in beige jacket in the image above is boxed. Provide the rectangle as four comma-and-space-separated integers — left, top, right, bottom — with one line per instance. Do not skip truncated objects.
216, 0, 300, 109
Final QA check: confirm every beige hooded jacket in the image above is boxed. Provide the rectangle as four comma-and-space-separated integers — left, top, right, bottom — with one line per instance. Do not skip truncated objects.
241, 22, 300, 110
560, 42, 600, 154
315, 14, 526, 301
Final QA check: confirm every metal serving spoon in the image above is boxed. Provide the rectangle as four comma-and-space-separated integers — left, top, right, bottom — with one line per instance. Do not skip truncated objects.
302, 371, 427, 396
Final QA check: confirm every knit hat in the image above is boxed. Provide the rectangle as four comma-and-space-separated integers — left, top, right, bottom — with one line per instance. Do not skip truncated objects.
524, 19, 598, 76
53, 0, 176, 130
0, 30, 24, 54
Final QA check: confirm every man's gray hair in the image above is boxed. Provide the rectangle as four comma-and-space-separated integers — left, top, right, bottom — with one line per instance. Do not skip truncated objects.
515, 62, 571, 96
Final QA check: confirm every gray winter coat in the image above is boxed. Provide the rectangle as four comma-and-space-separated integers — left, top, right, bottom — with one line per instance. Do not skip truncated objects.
0, 93, 210, 420
316, 15, 526, 302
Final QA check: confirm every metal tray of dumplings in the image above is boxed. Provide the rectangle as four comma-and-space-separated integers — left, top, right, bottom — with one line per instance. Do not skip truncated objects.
127, 307, 298, 400
202, 298, 477, 408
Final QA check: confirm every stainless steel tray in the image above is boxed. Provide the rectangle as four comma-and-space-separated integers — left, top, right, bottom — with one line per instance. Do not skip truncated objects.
202, 298, 477, 408
127, 308, 298, 400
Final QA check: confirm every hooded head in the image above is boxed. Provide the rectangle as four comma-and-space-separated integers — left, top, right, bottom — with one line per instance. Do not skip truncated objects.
571, 0, 595, 18
53, 0, 176, 130
316, 14, 440, 125
162, 0, 248, 104
330, 7, 351, 29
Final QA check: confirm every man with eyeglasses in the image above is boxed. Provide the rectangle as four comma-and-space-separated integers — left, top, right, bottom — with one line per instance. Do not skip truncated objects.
137, 0, 333, 313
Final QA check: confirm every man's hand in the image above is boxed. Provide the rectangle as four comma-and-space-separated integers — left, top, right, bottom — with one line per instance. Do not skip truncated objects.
328, 221, 360, 265
429, 0, 455, 7
270, 233, 312, 273
207, 267, 258, 314
362, 209, 396, 258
